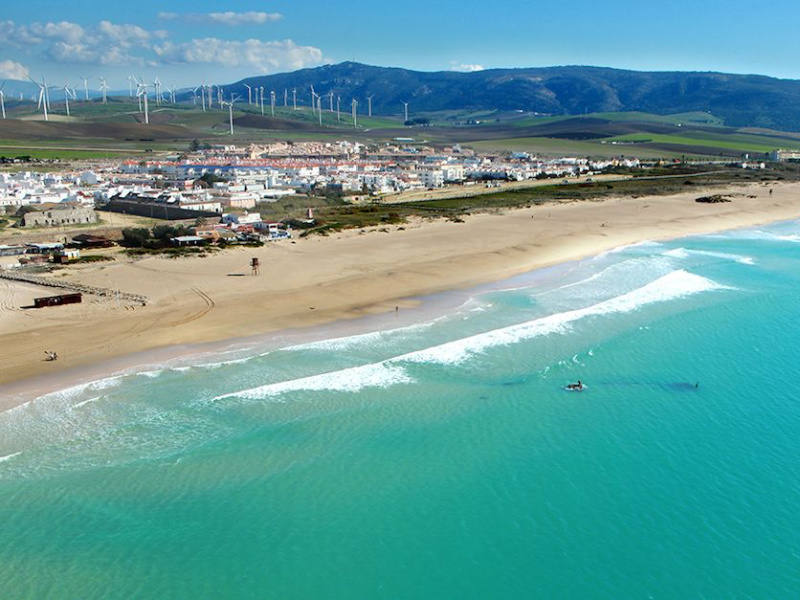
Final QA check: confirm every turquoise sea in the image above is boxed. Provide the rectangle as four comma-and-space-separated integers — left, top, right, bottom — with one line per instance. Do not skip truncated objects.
2, 221, 800, 599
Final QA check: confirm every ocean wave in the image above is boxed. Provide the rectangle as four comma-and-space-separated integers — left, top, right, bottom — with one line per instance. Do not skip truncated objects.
212, 362, 414, 401
664, 247, 755, 265
396, 270, 727, 365
0, 451, 22, 463
212, 270, 727, 398
594, 240, 662, 260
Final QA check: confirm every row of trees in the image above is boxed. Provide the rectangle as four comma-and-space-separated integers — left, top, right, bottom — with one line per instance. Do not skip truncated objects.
121, 225, 192, 248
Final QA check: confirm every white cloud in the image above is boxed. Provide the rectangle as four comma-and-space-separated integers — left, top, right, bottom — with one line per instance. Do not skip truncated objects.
0, 59, 30, 80
0, 19, 156, 66
29, 21, 86, 44
158, 11, 283, 26
97, 21, 152, 48
153, 38, 323, 72
450, 62, 485, 72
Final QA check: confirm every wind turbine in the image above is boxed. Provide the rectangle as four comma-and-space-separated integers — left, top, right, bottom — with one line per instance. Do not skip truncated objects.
402, 101, 409, 123
196, 81, 206, 112
221, 95, 239, 135
134, 77, 150, 124
270, 90, 275, 117
169, 84, 176, 105
244, 84, 252, 105
30, 77, 50, 121
127, 75, 134, 97
292, 88, 297, 110
317, 95, 323, 126
310, 85, 316, 115
260, 87, 265, 116
80, 76, 92, 101
99, 77, 109, 104
329, 91, 334, 112
153, 77, 162, 107
336, 95, 341, 122
367, 94, 375, 117
0, 82, 6, 119
351, 98, 358, 129
62, 81, 76, 117
284, 88, 288, 108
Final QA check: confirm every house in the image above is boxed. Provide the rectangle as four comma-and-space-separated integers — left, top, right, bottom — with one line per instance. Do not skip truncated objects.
71, 234, 115, 249
20, 203, 97, 228
171, 235, 205, 247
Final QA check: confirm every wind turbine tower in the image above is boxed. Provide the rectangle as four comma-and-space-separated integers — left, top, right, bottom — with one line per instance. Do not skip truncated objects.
270, 90, 276, 117
99, 78, 109, 104
244, 84, 252, 105
134, 77, 150, 124
62, 82, 75, 117
80, 76, 91, 101
30, 77, 50, 121
292, 88, 297, 110
351, 98, 358, 129
222, 95, 239, 135
367, 94, 375, 118
403, 101, 409, 123
0, 82, 6, 120
196, 83, 206, 112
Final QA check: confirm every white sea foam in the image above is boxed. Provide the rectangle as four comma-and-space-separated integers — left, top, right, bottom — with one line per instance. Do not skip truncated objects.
285, 315, 449, 353
0, 452, 22, 463
594, 240, 661, 260
71, 396, 102, 409
212, 362, 414, 401
664, 247, 755, 265
210, 270, 726, 400
396, 270, 726, 366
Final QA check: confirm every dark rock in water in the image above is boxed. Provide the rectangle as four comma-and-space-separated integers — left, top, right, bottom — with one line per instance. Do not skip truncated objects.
696, 195, 732, 204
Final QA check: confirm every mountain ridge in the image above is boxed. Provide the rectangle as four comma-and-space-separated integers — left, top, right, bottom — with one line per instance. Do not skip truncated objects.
231, 62, 800, 131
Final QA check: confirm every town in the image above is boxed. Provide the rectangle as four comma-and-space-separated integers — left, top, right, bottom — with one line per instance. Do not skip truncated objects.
0, 140, 647, 257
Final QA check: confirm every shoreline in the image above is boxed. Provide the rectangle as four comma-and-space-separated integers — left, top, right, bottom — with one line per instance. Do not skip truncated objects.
2, 180, 800, 409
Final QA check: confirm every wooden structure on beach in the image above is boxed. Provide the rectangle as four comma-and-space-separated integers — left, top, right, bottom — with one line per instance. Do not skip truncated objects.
34, 293, 82, 308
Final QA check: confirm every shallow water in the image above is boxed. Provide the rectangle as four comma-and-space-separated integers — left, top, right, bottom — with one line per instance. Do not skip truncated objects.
2, 222, 800, 598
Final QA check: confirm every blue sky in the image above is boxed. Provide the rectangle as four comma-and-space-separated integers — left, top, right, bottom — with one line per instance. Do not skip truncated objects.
1, 0, 798, 89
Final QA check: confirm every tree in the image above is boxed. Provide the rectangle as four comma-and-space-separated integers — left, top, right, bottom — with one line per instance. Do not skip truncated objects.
121, 227, 150, 247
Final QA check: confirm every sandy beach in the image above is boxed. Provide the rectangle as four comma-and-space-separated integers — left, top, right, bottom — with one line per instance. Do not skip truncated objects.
2, 180, 799, 406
